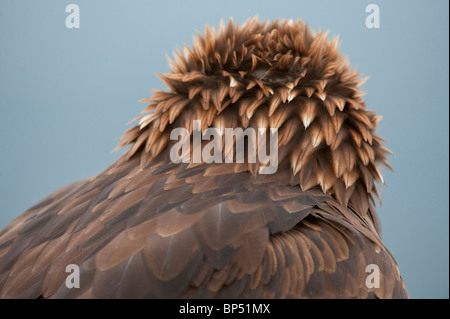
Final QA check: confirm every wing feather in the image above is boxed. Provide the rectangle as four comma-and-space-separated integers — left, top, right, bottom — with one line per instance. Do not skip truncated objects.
0, 149, 406, 299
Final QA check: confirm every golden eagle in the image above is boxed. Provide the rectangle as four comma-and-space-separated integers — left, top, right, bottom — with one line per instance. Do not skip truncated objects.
0, 18, 407, 298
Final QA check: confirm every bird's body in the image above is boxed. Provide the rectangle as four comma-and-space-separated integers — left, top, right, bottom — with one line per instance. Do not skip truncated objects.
0, 18, 407, 298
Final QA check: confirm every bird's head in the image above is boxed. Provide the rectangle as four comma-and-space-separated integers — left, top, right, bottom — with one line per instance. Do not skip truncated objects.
118, 17, 392, 221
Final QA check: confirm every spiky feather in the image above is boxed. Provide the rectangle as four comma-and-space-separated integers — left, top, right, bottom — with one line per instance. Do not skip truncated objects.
119, 18, 392, 226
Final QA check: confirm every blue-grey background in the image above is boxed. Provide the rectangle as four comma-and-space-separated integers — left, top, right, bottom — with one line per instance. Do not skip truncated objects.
0, 0, 448, 298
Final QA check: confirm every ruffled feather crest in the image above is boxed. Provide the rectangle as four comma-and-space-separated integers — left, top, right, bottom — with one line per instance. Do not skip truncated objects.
117, 17, 392, 221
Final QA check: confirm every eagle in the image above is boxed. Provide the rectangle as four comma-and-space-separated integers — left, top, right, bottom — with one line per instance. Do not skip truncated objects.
0, 17, 408, 298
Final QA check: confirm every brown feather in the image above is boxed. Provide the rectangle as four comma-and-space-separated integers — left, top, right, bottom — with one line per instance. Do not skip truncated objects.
0, 17, 405, 300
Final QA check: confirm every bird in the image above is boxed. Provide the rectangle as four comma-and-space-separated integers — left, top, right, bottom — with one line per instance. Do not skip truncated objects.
0, 17, 408, 299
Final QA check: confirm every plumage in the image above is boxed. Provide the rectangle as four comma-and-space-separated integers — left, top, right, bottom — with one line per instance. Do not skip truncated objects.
0, 17, 407, 299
